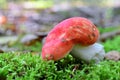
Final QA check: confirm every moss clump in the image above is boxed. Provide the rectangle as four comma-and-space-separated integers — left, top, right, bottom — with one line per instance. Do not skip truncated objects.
103, 36, 120, 52
0, 52, 120, 80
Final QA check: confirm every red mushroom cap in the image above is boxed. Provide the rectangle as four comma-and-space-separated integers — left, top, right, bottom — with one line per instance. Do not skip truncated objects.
42, 39, 74, 61
46, 17, 99, 46
41, 17, 99, 61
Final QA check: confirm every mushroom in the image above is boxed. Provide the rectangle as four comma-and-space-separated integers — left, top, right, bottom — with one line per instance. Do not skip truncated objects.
41, 17, 105, 62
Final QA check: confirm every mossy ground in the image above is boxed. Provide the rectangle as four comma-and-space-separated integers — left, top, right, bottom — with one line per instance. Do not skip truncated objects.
0, 27, 120, 80
1, 53, 120, 80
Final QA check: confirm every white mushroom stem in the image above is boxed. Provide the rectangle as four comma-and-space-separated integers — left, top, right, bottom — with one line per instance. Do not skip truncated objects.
70, 43, 105, 63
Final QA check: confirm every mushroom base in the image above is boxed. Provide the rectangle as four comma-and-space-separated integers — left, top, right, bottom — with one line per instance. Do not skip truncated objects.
70, 43, 105, 63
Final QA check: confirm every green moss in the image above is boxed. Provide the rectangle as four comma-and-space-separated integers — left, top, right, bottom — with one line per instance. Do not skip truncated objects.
102, 35, 120, 52
0, 53, 56, 80
0, 53, 120, 80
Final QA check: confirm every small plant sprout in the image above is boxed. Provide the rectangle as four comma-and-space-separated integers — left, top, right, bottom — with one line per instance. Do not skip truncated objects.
41, 17, 105, 62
